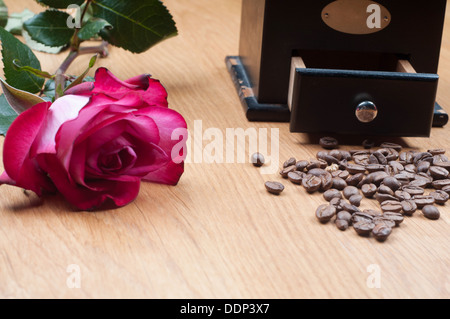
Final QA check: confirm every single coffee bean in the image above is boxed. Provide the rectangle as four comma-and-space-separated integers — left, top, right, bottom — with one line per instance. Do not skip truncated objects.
429, 190, 449, 205
335, 219, 349, 231
414, 172, 433, 186
338, 159, 348, 170
367, 171, 389, 186
350, 149, 370, 155
434, 161, 450, 170
402, 185, 425, 196
381, 200, 403, 213
422, 205, 440, 220
394, 190, 412, 201
336, 211, 353, 223
394, 173, 412, 186
373, 217, 396, 229
408, 179, 428, 188
362, 139, 375, 149
441, 185, 450, 195
364, 209, 383, 218
302, 174, 322, 193
353, 155, 371, 167
319, 172, 333, 192
382, 176, 401, 191
343, 186, 359, 199
308, 168, 328, 177
380, 142, 402, 152
283, 157, 296, 168
280, 165, 296, 178
295, 160, 309, 172
320, 154, 340, 165
413, 152, 433, 165
329, 149, 342, 160
354, 220, 375, 237
389, 161, 404, 174
432, 154, 449, 165
366, 164, 386, 173
342, 202, 360, 214
336, 170, 350, 180
315, 204, 336, 223
383, 212, 404, 226
401, 200, 417, 216
372, 223, 392, 242
330, 198, 345, 212
376, 193, 399, 203
339, 150, 352, 161
332, 177, 347, 190
429, 166, 449, 180
378, 185, 394, 196
307, 159, 328, 170
349, 194, 363, 207
431, 179, 450, 190
361, 183, 377, 198
428, 148, 446, 156
287, 171, 304, 185
346, 173, 365, 187
369, 151, 388, 165
413, 195, 435, 208
346, 164, 366, 175
399, 151, 414, 164
319, 136, 339, 149
323, 189, 342, 202
265, 181, 285, 195
352, 212, 374, 224
251, 152, 265, 167
416, 161, 431, 173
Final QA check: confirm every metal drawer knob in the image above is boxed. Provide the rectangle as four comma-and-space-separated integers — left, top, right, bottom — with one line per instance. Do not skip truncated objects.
356, 101, 378, 123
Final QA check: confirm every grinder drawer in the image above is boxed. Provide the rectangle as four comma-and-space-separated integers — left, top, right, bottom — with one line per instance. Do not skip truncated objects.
288, 56, 439, 137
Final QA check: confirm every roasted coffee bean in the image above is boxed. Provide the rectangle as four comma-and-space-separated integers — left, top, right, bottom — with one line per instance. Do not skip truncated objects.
369, 151, 388, 165
325, 163, 340, 173
378, 185, 394, 196
401, 200, 417, 216
251, 152, 265, 167
295, 160, 309, 172
376, 193, 399, 204
280, 165, 296, 178
287, 171, 304, 185
382, 176, 401, 191
329, 150, 342, 160
338, 159, 349, 171
343, 186, 359, 199
422, 205, 440, 220
413, 195, 435, 208
434, 161, 450, 170
350, 149, 369, 155
382, 148, 399, 161
352, 212, 374, 224
308, 168, 328, 177
315, 204, 336, 223
394, 173, 412, 186
367, 171, 389, 186
323, 189, 342, 202
362, 139, 375, 149
373, 217, 396, 229
366, 164, 386, 173
364, 209, 383, 218
380, 142, 402, 152
336, 211, 352, 223
414, 172, 433, 185
265, 181, 285, 195
429, 190, 449, 205
340, 150, 352, 161
441, 185, 450, 195
302, 174, 322, 193
346, 173, 365, 187
428, 148, 446, 156
342, 202, 360, 214
394, 190, 412, 201
353, 154, 371, 166
399, 151, 414, 164
317, 152, 340, 165
349, 194, 363, 207
408, 179, 428, 189
356, 176, 371, 189
361, 183, 377, 198
416, 161, 431, 173
431, 179, 450, 190
336, 170, 350, 180
330, 198, 345, 212
383, 212, 404, 226
283, 157, 296, 168
432, 154, 449, 165
372, 223, 392, 242
413, 152, 433, 165
319, 136, 339, 149
354, 220, 375, 237
319, 172, 333, 191
429, 166, 449, 180
381, 200, 403, 213
332, 177, 347, 190
335, 219, 349, 231
346, 164, 366, 175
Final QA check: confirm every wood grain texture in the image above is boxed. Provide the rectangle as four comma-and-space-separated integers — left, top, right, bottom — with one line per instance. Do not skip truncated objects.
1, 0, 450, 299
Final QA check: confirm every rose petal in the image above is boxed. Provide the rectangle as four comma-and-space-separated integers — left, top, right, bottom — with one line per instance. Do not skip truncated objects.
143, 160, 185, 185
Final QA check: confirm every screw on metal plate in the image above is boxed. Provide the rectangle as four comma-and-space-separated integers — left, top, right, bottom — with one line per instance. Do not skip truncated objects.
356, 101, 378, 123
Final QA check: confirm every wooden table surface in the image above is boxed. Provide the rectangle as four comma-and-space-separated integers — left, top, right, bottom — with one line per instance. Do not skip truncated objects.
1, 0, 450, 299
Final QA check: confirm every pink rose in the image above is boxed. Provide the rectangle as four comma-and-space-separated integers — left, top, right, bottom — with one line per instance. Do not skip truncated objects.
0, 68, 187, 210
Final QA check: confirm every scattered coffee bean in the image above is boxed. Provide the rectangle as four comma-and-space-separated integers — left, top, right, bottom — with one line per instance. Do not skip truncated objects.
364, 209, 383, 218
381, 200, 403, 213
315, 204, 336, 223
422, 205, 440, 220
394, 190, 412, 201
302, 174, 322, 193
428, 148, 446, 156
383, 212, 404, 226
408, 179, 428, 188
346, 164, 366, 175
373, 217, 396, 229
432, 154, 449, 165
402, 185, 425, 196
431, 179, 450, 190
376, 193, 399, 203
441, 185, 450, 195
295, 160, 309, 172
382, 176, 401, 191
429, 166, 449, 180
346, 173, 365, 186
378, 185, 394, 196
251, 152, 265, 167
283, 157, 296, 168
332, 177, 347, 190
336, 211, 352, 223
372, 223, 392, 242
361, 183, 377, 198
401, 200, 417, 216
429, 190, 449, 205
416, 161, 431, 173
287, 171, 304, 185
343, 186, 359, 199
354, 220, 375, 237
265, 181, 284, 195
349, 194, 363, 207
280, 165, 296, 178
380, 142, 402, 152
319, 136, 339, 149
342, 202, 360, 214
352, 212, 373, 224
370, 152, 388, 165
335, 219, 349, 231
413, 195, 435, 208
323, 189, 342, 202
366, 164, 386, 173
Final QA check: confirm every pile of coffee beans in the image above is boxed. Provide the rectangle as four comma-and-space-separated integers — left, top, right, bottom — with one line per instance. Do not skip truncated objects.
258, 138, 448, 242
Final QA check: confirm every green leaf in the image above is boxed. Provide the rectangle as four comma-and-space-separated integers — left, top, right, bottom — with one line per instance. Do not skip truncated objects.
13, 59, 53, 79
36, 0, 85, 9
0, 94, 18, 136
0, 0, 8, 28
0, 27, 44, 93
78, 18, 111, 40
64, 54, 97, 92
23, 10, 75, 47
22, 30, 66, 54
0, 77, 45, 114
91, 0, 177, 53
4, 9, 35, 35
